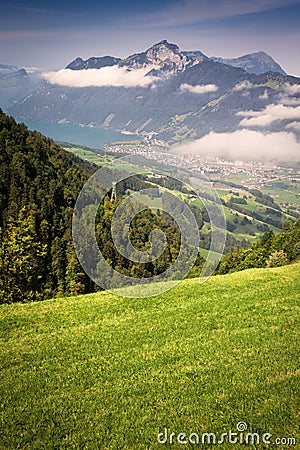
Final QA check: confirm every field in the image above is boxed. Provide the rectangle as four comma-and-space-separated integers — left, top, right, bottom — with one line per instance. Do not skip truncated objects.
63, 146, 114, 166
1, 264, 299, 449
261, 180, 300, 207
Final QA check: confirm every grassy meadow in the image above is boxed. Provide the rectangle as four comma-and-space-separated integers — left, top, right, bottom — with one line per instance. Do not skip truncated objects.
1, 264, 299, 449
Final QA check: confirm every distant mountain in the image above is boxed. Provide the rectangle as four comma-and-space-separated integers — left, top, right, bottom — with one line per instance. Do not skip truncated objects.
212, 51, 287, 75
0, 64, 32, 109
8, 40, 299, 143
65, 41, 284, 75
66, 40, 209, 73
121, 40, 190, 72
66, 56, 121, 70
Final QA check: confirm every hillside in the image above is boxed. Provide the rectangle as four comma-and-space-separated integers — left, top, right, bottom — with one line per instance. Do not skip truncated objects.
1, 263, 299, 449
0, 109, 97, 303
0, 111, 201, 303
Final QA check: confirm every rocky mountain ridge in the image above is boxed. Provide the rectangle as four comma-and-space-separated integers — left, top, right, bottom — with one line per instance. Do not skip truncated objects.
65, 40, 286, 76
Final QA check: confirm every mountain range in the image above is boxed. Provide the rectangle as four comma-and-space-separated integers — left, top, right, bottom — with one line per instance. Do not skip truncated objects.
4, 40, 300, 144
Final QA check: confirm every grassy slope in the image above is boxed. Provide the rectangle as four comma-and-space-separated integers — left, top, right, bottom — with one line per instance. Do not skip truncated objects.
1, 264, 299, 449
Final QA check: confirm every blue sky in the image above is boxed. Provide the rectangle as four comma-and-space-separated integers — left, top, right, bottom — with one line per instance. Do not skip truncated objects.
0, 0, 299, 76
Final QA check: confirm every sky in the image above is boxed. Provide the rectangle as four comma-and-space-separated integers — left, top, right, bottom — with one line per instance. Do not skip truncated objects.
0, 0, 300, 76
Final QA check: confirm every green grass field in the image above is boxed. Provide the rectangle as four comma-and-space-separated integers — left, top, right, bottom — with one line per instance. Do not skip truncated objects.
63, 147, 115, 166
261, 182, 300, 207
1, 264, 299, 449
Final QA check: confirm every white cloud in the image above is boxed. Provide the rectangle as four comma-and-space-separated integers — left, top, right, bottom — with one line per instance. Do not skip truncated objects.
24, 66, 45, 74
280, 96, 300, 106
179, 83, 218, 94
42, 66, 158, 88
171, 129, 300, 161
259, 90, 269, 100
284, 83, 300, 95
233, 80, 253, 91
239, 114, 275, 127
286, 121, 300, 131
237, 104, 300, 127
279, 84, 300, 106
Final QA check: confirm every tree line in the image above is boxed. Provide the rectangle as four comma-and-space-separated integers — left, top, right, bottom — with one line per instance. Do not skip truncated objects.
216, 220, 300, 274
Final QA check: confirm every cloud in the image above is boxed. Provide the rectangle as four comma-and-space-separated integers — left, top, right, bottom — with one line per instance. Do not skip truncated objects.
179, 83, 218, 94
171, 129, 300, 161
259, 90, 269, 100
279, 84, 300, 106
284, 83, 300, 95
233, 80, 253, 91
280, 96, 300, 106
42, 66, 158, 88
24, 66, 46, 74
237, 104, 300, 127
286, 121, 300, 131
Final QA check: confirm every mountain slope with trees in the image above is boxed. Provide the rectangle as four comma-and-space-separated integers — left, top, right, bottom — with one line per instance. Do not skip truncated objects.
0, 111, 192, 303
217, 220, 300, 274
0, 109, 95, 303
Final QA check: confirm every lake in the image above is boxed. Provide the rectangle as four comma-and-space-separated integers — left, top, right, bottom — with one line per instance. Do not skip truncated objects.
20, 120, 139, 149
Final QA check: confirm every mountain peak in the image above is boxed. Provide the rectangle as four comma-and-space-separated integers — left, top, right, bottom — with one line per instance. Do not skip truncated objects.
156, 39, 171, 46
144, 40, 186, 69
149, 40, 180, 51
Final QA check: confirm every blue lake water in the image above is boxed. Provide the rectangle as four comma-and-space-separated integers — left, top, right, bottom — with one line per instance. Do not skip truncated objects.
20, 120, 139, 149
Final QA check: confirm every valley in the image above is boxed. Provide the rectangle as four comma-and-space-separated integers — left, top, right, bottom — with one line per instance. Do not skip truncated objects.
65, 142, 300, 246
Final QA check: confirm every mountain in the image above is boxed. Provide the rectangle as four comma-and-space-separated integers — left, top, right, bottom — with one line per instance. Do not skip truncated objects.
65, 42, 283, 75
212, 51, 287, 75
66, 40, 209, 73
66, 55, 121, 70
8, 40, 300, 144
0, 64, 32, 109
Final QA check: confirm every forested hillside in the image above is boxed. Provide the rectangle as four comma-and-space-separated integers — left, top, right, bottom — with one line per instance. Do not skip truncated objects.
0, 109, 95, 303
217, 220, 300, 274
0, 110, 194, 303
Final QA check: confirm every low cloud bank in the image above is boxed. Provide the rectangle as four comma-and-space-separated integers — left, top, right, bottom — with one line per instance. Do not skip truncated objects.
171, 129, 300, 161
179, 83, 218, 94
237, 104, 300, 127
42, 66, 158, 88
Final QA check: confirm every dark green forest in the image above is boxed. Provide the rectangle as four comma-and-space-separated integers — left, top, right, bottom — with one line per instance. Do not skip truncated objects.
217, 220, 300, 274
0, 109, 96, 303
